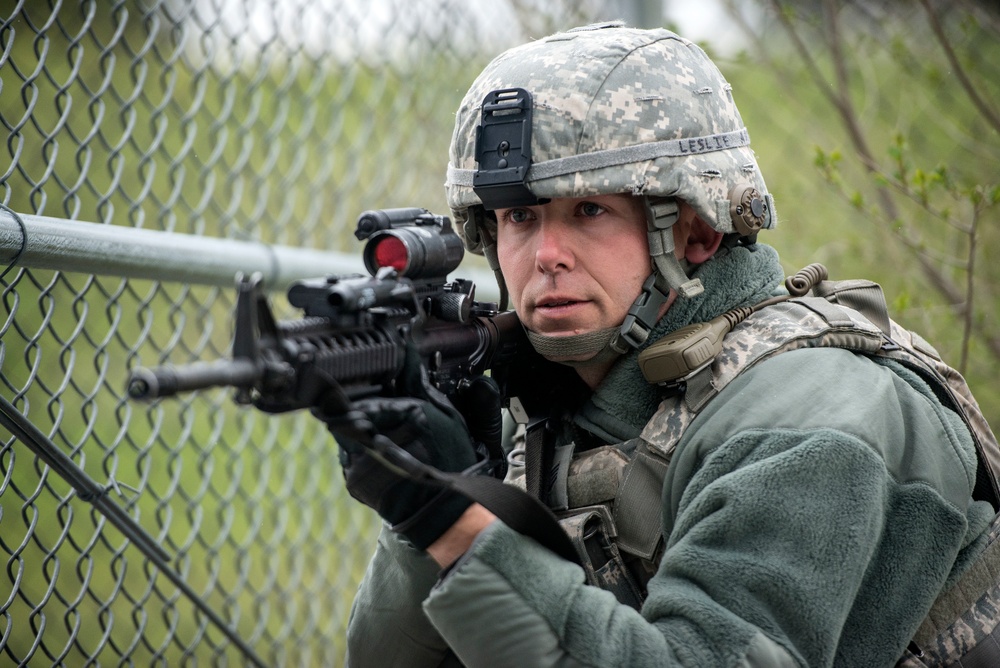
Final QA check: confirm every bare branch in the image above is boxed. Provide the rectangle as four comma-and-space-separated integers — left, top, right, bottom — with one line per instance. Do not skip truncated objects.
768, 2, 843, 117
918, 0, 1000, 136
960, 199, 980, 372
767, 0, 1000, 362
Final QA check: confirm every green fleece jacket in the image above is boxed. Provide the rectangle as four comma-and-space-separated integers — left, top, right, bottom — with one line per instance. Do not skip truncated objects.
345, 245, 994, 667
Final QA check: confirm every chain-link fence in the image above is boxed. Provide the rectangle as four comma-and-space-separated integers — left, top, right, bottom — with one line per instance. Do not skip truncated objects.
0, 1, 654, 664
3, 1, 998, 665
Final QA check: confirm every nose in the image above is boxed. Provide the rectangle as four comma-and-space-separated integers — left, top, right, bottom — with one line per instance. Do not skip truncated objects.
534, 217, 575, 274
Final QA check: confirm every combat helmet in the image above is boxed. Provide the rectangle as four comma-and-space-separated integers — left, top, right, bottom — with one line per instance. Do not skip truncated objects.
446, 22, 776, 354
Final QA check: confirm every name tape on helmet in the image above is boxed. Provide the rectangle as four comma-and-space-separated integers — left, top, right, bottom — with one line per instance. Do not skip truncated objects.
448, 128, 751, 188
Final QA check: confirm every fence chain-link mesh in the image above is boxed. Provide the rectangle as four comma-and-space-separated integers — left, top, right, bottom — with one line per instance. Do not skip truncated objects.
4, 1, 998, 665
0, 0, 626, 664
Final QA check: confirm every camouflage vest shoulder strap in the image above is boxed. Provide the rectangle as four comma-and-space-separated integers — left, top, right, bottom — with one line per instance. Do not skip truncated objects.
637, 277, 1000, 508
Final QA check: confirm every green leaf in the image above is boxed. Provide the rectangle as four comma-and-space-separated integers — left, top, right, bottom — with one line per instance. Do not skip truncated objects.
813, 146, 828, 168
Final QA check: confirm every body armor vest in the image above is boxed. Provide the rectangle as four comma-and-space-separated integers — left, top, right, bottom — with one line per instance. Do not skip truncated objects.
509, 276, 1000, 666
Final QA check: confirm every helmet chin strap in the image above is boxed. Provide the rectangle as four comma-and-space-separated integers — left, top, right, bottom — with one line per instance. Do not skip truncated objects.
473, 220, 509, 311
644, 197, 704, 300
524, 326, 621, 368
608, 197, 704, 353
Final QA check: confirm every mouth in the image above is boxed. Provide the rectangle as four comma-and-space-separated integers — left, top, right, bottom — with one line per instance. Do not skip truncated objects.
535, 296, 587, 312
530, 296, 592, 328
539, 299, 579, 308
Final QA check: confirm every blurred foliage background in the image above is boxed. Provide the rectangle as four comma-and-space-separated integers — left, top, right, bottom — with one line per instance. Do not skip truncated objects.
0, 0, 996, 665
718, 0, 1000, 423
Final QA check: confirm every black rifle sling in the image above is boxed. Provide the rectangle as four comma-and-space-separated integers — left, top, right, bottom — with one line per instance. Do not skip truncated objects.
360, 428, 582, 566
442, 470, 582, 566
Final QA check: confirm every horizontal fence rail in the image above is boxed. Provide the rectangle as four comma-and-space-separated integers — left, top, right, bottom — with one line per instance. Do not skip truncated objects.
0, 208, 362, 290
0, 207, 500, 294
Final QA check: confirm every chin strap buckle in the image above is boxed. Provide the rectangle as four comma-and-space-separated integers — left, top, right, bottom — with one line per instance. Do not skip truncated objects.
612, 274, 671, 352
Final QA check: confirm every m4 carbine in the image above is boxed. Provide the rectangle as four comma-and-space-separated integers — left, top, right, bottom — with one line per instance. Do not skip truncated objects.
127, 207, 525, 418
126, 207, 587, 566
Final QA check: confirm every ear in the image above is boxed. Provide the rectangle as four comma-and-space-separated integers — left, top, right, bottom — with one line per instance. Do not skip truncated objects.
684, 216, 723, 265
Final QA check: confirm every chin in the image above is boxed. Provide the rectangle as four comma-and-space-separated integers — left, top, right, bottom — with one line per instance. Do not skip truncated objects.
543, 329, 586, 337
545, 351, 594, 362
530, 322, 596, 337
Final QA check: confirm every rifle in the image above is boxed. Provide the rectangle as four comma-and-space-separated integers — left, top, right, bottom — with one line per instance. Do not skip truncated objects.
127, 207, 526, 425
126, 206, 584, 567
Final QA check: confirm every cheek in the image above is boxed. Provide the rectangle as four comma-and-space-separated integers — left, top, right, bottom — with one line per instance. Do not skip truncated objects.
497, 239, 527, 300
605, 235, 650, 306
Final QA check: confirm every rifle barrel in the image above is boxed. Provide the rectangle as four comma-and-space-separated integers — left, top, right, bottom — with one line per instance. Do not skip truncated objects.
128, 359, 261, 400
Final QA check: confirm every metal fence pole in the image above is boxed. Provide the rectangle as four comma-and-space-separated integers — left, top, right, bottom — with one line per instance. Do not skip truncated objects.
0, 207, 499, 296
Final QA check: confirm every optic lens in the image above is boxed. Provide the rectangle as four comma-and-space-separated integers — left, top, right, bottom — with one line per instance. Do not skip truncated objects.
373, 236, 408, 271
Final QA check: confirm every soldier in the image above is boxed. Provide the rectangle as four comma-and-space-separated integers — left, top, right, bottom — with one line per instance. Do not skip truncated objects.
321, 23, 1000, 667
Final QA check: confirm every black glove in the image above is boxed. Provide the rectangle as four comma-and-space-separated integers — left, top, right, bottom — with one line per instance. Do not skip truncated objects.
313, 343, 502, 550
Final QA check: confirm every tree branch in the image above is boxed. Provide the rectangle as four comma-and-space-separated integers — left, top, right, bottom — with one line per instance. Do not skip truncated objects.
769, 0, 1000, 362
918, 0, 1000, 136
960, 198, 979, 371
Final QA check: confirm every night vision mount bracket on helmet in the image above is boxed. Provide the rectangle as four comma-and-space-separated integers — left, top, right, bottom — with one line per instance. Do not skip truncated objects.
472, 88, 545, 211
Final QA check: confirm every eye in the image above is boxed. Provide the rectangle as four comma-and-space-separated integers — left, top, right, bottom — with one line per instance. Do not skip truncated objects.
579, 201, 606, 217
499, 207, 532, 224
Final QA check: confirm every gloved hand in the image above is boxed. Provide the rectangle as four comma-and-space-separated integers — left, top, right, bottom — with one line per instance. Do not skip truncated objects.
451, 374, 505, 476
313, 343, 503, 550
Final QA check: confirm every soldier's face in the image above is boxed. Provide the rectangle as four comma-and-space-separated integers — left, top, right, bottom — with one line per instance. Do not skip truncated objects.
495, 194, 653, 344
